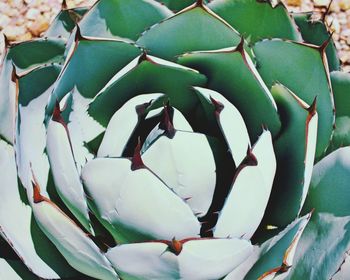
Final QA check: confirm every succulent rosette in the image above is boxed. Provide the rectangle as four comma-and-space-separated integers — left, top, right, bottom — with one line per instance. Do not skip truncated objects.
1, 0, 350, 279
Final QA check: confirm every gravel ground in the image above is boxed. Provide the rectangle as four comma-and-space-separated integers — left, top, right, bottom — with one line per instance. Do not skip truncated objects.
0, 0, 349, 71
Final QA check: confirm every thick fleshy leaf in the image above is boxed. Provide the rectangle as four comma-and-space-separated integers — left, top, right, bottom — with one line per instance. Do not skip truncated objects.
208, 0, 302, 43
214, 130, 276, 239
46, 106, 93, 234
31, 181, 119, 280
6, 38, 66, 74
326, 71, 350, 154
241, 213, 311, 280
79, 0, 173, 40
106, 238, 253, 280
137, 2, 249, 61
253, 39, 333, 158
332, 254, 350, 280
142, 130, 216, 217
16, 65, 61, 196
288, 213, 350, 280
45, 6, 88, 38
194, 87, 250, 166
81, 158, 201, 243
0, 140, 78, 279
46, 35, 141, 116
293, 12, 340, 71
302, 147, 350, 217
156, 0, 209, 12
97, 93, 165, 158
261, 84, 318, 227
0, 62, 17, 144
88, 54, 207, 128
178, 45, 281, 141
0, 258, 39, 280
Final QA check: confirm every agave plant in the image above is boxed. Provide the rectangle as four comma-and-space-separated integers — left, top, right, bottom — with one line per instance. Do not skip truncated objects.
1, 0, 350, 279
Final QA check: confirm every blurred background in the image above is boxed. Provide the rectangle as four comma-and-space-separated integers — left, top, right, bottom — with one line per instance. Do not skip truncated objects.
0, 0, 349, 71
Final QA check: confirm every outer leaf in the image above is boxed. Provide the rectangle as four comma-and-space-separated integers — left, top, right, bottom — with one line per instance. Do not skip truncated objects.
0, 258, 39, 280
253, 39, 334, 158
79, 0, 173, 40
302, 146, 350, 217
46, 35, 141, 116
45, 6, 88, 38
240, 213, 311, 280
326, 71, 350, 154
209, 0, 302, 43
178, 45, 281, 141
137, 2, 249, 61
293, 12, 340, 71
81, 158, 201, 243
31, 181, 119, 280
0, 140, 78, 279
88, 54, 207, 128
261, 84, 318, 227
106, 238, 253, 280
46, 105, 93, 234
332, 254, 350, 280
288, 213, 350, 280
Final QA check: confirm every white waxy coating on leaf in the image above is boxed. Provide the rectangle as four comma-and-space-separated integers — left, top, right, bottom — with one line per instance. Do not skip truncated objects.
81, 158, 201, 242
142, 130, 216, 217
0, 62, 17, 144
0, 141, 60, 279
32, 198, 118, 280
299, 113, 318, 214
46, 118, 93, 234
0, 259, 30, 280
97, 93, 164, 158
214, 130, 276, 239
106, 238, 253, 280
194, 87, 251, 166
15, 89, 51, 198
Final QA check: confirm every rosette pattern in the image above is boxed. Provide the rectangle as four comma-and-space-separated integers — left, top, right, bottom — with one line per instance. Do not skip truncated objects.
0, 0, 350, 279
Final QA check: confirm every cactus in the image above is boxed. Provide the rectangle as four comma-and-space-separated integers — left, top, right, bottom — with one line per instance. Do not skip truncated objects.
0, 0, 349, 279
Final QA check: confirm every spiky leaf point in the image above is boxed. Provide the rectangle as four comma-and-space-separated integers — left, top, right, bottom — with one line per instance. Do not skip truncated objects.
260, 84, 318, 227
106, 238, 253, 280
0, 140, 79, 279
97, 93, 165, 158
46, 34, 141, 117
208, 0, 302, 43
81, 157, 201, 243
178, 43, 281, 142
325, 71, 350, 154
137, 2, 250, 61
79, 0, 173, 40
156, 0, 209, 12
253, 39, 334, 158
293, 12, 340, 71
88, 54, 207, 128
142, 116, 216, 217
214, 130, 276, 239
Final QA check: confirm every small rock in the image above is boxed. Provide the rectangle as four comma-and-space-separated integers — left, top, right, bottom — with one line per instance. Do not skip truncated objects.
287, 0, 302, 6
27, 16, 49, 36
314, 0, 330, 7
2, 25, 26, 41
0, 14, 11, 29
26, 8, 40, 20
339, 0, 350, 10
